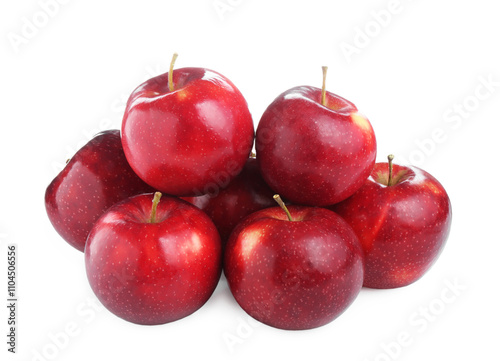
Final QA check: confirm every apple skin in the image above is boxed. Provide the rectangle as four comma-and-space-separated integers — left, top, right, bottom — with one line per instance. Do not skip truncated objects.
45, 130, 155, 252
181, 158, 276, 247
121, 67, 255, 197
329, 162, 452, 289
85, 193, 222, 325
256, 86, 376, 206
224, 205, 364, 330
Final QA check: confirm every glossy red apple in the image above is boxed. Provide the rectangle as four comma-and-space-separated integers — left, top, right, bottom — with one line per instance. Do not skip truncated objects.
121, 54, 254, 196
256, 67, 376, 206
45, 130, 155, 252
224, 195, 364, 330
181, 157, 276, 246
330, 155, 452, 289
85, 192, 222, 325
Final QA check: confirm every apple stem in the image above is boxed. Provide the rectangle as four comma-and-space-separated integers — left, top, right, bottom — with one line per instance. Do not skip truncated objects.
168, 53, 178, 92
250, 151, 256, 158
321, 66, 328, 106
387, 154, 395, 186
149, 192, 163, 223
273, 194, 293, 221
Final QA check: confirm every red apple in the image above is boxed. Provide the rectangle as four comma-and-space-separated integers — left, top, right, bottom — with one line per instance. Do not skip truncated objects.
45, 130, 155, 252
330, 155, 452, 289
121, 54, 254, 196
85, 192, 222, 325
256, 67, 376, 206
224, 195, 364, 330
181, 157, 276, 247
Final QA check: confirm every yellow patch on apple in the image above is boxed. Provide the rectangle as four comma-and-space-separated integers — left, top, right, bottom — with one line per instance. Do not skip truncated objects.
351, 112, 372, 133
240, 229, 264, 260
176, 88, 189, 101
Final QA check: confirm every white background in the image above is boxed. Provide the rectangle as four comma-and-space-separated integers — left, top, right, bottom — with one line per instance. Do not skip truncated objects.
1, 0, 499, 360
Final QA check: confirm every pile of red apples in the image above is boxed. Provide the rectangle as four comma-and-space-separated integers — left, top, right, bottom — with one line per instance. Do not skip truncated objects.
45, 55, 451, 330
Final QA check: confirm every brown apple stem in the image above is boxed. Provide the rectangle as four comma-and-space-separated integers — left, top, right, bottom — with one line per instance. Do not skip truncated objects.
250, 151, 256, 158
149, 192, 163, 223
273, 194, 293, 221
387, 154, 395, 186
321, 66, 328, 106
168, 53, 178, 92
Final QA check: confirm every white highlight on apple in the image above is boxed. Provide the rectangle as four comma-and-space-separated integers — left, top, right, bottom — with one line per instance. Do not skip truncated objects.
7, 0, 72, 54
362, 277, 466, 361
340, 0, 413, 63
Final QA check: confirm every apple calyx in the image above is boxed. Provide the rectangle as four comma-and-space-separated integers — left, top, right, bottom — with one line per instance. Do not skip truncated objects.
168, 53, 179, 92
321, 66, 328, 106
273, 194, 293, 221
149, 192, 163, 223
387, 154, 395, 186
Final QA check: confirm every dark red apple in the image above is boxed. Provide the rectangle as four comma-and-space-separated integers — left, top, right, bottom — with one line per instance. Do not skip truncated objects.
181, 157, 276, 246
256, 67, 376, 206
224, 195, 364, 330
85, 192, 222, 325
121, 54, 254, 197
330, 155, 452, 289
45, 130, 155, 252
